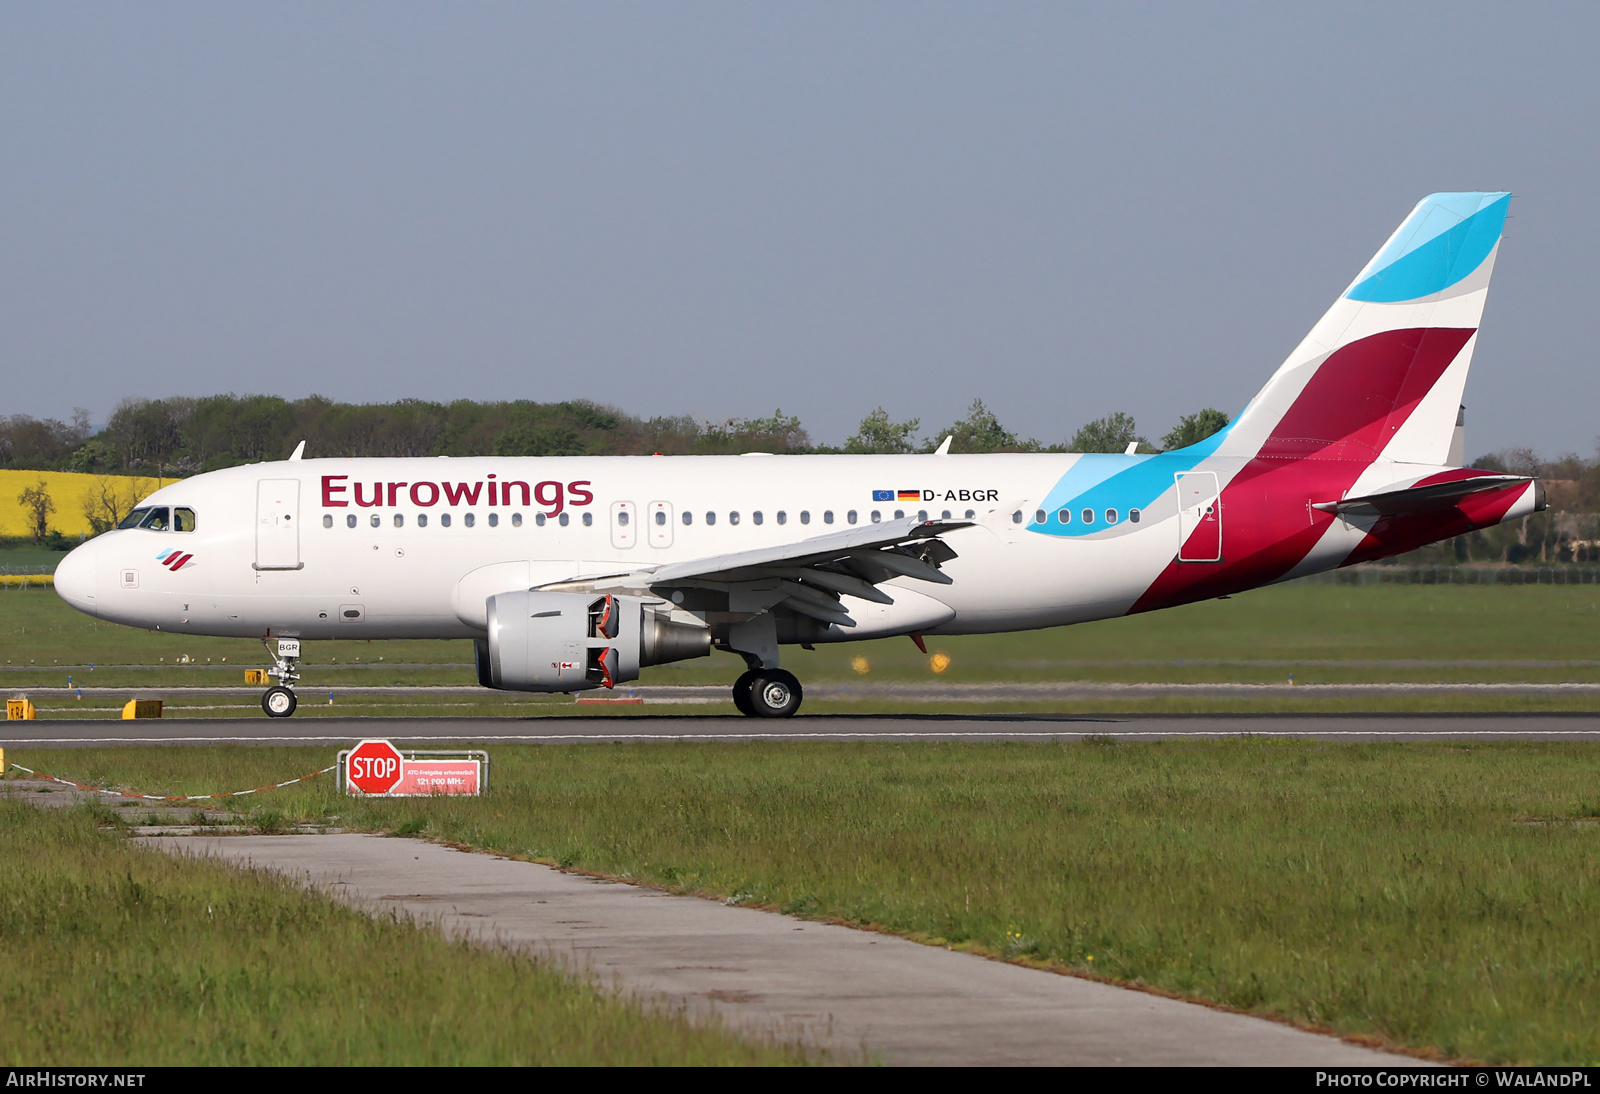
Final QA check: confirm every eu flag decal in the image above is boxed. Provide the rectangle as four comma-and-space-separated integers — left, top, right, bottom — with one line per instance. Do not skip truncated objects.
872, 489, 894, 502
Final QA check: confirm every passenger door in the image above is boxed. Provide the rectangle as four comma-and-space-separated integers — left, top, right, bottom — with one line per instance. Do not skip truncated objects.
1176, 471, 1222, 562
255, 479, 303, 570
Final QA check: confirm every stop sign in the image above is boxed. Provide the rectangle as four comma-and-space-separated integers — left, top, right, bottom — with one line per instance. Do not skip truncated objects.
347, 739, 404, 795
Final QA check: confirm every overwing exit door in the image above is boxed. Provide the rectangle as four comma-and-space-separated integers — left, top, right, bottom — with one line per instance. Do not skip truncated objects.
610, 501, 636, 549
255, 479, 303, 570
648, 501, 673, 547
1176, 471, 1222, 562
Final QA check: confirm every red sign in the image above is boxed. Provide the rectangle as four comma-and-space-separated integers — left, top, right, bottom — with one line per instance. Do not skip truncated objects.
347, 739, 404, 795
391, 759, 481, 796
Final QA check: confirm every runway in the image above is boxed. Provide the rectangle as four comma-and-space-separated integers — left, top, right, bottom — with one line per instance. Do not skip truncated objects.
9, 712, 1600, 746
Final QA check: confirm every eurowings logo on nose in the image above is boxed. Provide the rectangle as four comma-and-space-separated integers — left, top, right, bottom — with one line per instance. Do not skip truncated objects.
156, 548, 194, 572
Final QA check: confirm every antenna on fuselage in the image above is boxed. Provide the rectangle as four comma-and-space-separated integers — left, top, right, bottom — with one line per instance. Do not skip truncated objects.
288, 441, 306, 461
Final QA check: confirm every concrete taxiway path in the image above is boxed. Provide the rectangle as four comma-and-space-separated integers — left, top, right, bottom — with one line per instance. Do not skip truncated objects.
146, 833, 1415, 1067
9, 712, 1600, 746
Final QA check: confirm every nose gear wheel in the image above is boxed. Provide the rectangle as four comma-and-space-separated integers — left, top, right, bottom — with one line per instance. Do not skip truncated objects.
262, 685, 298, 718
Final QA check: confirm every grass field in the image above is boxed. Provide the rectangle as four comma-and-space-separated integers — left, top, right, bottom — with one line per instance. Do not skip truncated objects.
0, 799, 804, 1066
5, 579, 1600, 715
13, 740, 1599, 1065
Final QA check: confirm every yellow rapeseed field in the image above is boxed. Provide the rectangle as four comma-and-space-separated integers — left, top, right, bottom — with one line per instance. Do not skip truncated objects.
0, 470, 163, 539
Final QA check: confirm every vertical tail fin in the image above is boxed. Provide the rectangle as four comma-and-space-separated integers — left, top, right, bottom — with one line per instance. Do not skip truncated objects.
1218, 192, 1510, 467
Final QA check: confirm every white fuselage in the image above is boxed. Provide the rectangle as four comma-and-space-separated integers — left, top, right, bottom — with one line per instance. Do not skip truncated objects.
56, 452, 1228, 643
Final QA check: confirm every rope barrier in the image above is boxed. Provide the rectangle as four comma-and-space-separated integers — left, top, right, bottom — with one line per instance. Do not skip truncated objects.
5, 761, 336, 801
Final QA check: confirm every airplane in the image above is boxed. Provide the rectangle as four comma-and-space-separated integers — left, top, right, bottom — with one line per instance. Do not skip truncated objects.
53, 191, 1542, 718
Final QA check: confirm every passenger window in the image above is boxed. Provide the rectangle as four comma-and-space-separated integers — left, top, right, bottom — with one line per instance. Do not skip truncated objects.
1081, 509, 1094, 524
847, 510, 857, 524
488, 513, 498, 527
800, 511, 810, 525
323, 514, 333, 528
706, 512, 716, 525
438, 513, 450, 527
870, 510, 881, 523
823, 510, 833, 524
918, 510, 928, 521
681, 511, 692, 525
655, 511, 666, 526
512, 513, 523, 527
174, 508, 197, 532
618, 511, 630, 526
964, 509, 975, 519
776, 511, 787, 525
118, 508, 150, 530
536, 513, 547, 527
893, 510, 904, 520
418, 514, 428, 528
139, 507, 171, 531
753, 511, 763, 526
1012, 511, 1023, 524
582, 513, 592, 526
464, 513, 475, 527
1105, 509, 1118, 524
394, 514, 404, 527
560, 513, 570, 527
730, 512, 741, 526
1129, 509, 1141, 524
1058, 509, 1070, 524
346, 514, 357, 528
371, 514, 381, 528
941, 510, 951, 520
1034, 509, 1046, 524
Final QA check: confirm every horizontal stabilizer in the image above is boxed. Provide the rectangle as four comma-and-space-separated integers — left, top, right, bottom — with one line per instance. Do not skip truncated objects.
1312, 474, 1536, 518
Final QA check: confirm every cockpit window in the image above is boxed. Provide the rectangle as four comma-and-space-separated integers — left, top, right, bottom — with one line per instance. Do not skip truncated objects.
118, 508, 151, 530
174, 507, 197, 532
138, 507, 171, 531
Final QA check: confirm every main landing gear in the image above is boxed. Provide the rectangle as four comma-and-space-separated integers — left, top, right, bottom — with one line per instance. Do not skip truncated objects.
259, 636, 302, 718
732, 668, 803, 718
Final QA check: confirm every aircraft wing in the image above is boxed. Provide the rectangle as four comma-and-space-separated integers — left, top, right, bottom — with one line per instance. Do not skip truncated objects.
543, 517, 971, 628
1312, 474, 1535, 518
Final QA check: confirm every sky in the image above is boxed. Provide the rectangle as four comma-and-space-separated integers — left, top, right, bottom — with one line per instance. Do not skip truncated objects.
3, 2, 1597, 456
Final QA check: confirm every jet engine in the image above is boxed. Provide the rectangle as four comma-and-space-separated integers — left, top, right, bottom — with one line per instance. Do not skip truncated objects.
475, 590, 710, 692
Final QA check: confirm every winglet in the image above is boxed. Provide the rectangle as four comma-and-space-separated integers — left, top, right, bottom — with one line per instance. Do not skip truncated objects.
934, 436, 952, 456
288, 441, 306, 461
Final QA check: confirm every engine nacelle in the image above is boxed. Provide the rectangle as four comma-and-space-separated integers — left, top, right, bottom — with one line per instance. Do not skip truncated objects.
476, 590, 710, 692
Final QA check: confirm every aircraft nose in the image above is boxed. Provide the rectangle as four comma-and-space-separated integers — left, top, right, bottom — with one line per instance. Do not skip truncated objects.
53, 543, 98, 617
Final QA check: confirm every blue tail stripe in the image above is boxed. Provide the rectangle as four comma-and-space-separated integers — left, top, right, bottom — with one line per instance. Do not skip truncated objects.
1346, 193, 1509, 303
1029, 423, 1234, 536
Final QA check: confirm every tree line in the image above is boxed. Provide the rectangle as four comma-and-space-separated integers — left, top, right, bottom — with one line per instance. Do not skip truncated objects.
0, 395, 1231, 475
6, 394, 1594, 565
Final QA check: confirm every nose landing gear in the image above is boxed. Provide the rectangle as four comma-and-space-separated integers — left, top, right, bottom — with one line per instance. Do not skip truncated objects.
259, 636, 302, 718
732, 668, 803, 717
